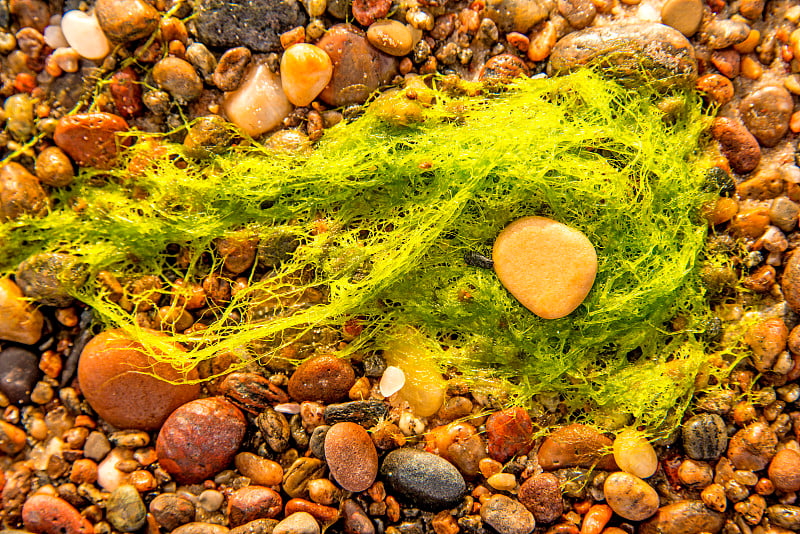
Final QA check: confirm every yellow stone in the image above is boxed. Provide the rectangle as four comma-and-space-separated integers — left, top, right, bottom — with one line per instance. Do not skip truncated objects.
493, 216, 597, 319
382, 328, 446, 417
613, 429, 658, 479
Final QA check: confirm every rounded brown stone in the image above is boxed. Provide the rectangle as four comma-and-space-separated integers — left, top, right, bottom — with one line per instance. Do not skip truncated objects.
727, 422, 778, 471
603, 472, 659, 521
156, 397, 246, 484
77, 329, 201, 430
537, 424, 617, 471
660, 0, 703, 37
324, 422, 378, 492
227, 486, 283, 527
768, 449, 800, 493
149, 493, 196, 531
695, 73, 734, 105
95, 0, 160, 42
557, 0, 595, 29
640, 500, 724, 534
54, 112, 130, 170
288, 354, 356, 403
711, 117, 761, 174
479, 54, 530, 82
745, 318, 787, 372
213, 47, 252, 92
783, 252, 800, 314
35, 146, 74, 187
0, 162, 47, 221
518, 473, 563, 524
739, 86, 794, 147
22, 494, 94, 534
0, 278, 43, 345
153, 57, 204, 101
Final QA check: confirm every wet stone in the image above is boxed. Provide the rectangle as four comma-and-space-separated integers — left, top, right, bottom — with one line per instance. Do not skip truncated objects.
235, 453, 284, 486
381, 448, 466, 510
480, 495, 535, 534
479, 53, 529, 82
83, 432, 111, 462
484, 0, 553, 33
213, 47, 252, 92
9, 0, 49, 32
17, 252, 86, 307
110, 67, 143, 119
0, 278, 43, 345
222, 372, 290, 414
227, 486, 283, 527
770, 197, 799, 232
0, 347, 39, 405
769, 449, 800, 492
711, 117, 761, 174
367, 20, 414, 56
0, 420, 27, 454
54, 112, 130, 170
352, 0, 391, 26
739, 86, 794, 147
184, 115, 233, 158
0, 162, 47, 221
229, 519, 279, 534
766, 505, 800, 530
107, 485, 146, 532
173, 523, 231, 534
703, 19, 750, 49
35, 146, 74, 187
95, 0, 159, 43
682, 413, 728, 461
485, 407, 534, 462
22, 494, 94, 534
153, 57, 203, 101
289, 354, 356, 404
325, 422, 378, 492
640, 500, 724, 534
342, 500, 373, 534
283, 457, 326, 498
446, 434, 487, 478
538, 424, 617, 470
727, 422, 778, 471
517, 473, 563, 524
783, 251, 800, 313
557, 0, 595, 29
309, 425, 329, 460
660, 0, 703, 37
256, 407, 291, 453
149, 493, 197, 531
323, 400, 388, 427
273, 512, 319, 534
603, 472, 659, 521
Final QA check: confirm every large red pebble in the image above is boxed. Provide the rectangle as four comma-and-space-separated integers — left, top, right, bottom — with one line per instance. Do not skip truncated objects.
156, 397, 246, 484
324, 422, 379, 492
54, 112, 130, 169
227, 486, 283, 527
23, 494, 94, 534
485, 407, 534, 462
78, 329, 200, 431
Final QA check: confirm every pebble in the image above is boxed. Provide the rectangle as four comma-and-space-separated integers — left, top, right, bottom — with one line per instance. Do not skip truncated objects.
316, 24, 398, 107
149, 493, 197, 531
35, 146, 74, 187
711, 117, 761, 174
5, 93, 34, 139
235, 452, 284, 486
229, 520, 278, 534
745, 318, 788, 372
493, 216, 597, 319
703, 19, 751, 49
538, 424, 617, 470
695, 74, 734, 105
77, 329, 200, 430
701, 483, 726, 512
677, 459, 713, 487
54, 112, 130, 170
770, 197, 799, 232
307, 479, 339, 506
153, 57, 203, 101
186, 43, 217, 82
94, 0, 159, 42
517, 473, 562, 524
184, 115, 233, 158
60, 10, 110, 60
324, 422, 378, 492
198, 490, 224, 512
273, 512, 319, 534
548, 23, 697, 88
766, 505, 800, 530
213, 47, 251, 92
221, 373, 290, 414
612, 429, 657, 478
783, 251, 800, 313
768, 449, 800, 492
97, 448, 133, 491
380, 448, 466, 510
285, 498, 339, 523
660, 0, 703, 37
485, 407, 534, 462
484, 0, 553, 32
557, 0, 595, 29
288, 354, 356, 403
366, 20, 414, 56
727, 422, 778, 470
43, 24, 68, 48
581, 504, 612, 534
639, 500, 724, 534
193, 0, 307, 52
480, 53, 530, 82
107, 485, 146, 532
342, 500, 372, 534
16, 253, 86, 307
740, 0, 764, 18
22, 494, 94, 534
223, 62, 293, 138
682, 413, 728, 461
279, 43, 333, 107
0, 162, 47, 221
383, 334, 446, 417
603, 472, 659, 521
173, 523, 230, 534
283, 457, 326, 498
109, 67, 143, 119
157, 397, 246, 483
9, 0, 49, 32
0, 420, 27, 454
0, 278, 43, 345
0, 347, 40, 404
480, 495, 536, 534
227, 486, 283, 527
739, 86, 794, 147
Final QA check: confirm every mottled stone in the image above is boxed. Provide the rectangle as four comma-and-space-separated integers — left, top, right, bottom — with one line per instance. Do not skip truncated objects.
603, 472, 659, 521
273, 512, 319, 534
518, 473, 562, 524
227, 486, 283, 527
783, 251, 800, 313
660, 0, 703, 37
54, 112, 130, 170
149, 493, 197, 531
480, 495, 536, 534
711, 117, 761, 174
213, 47, 252, 92
640, 501, 724, 534
381, 448, 466, 510
557, 0, 595, 29
0, 279, 43, 345
768, 449, 800, 492
484, 0, 553, 33
289, 354, 356, 403
682, 413, 728, 461
485, 407, 534, 462
766, 505, 800, 531
153, 57, 203, 101
95, 0, 159, 42
107, 485, 146, 532
0, 162, 47, 221
22, 494, 94, 534
727, 422, 778, 471
538, 424, 617, 470
323, 400, 388, 427
35, 146, 74, 186
324, 422, 378, 492
16, 252, 87, 307
739, 86, 794, 147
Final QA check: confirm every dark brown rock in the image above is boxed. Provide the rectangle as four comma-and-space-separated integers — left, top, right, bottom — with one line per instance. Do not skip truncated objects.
16, 252, 87, 307
288, 354, 356, 403
54, 112, 130, 170
485, 407, 534, 463
77, 329, 200, 430
35, 146, 74, 187
518, 473, 563, 524
640, 501, 724, 534
213, 47, 252, 92
283, 457, 327, 498
0, 347, 40, 404
221, 372, 289, 413
479, 54, 530, 82
95, 0, 160, 42
3, 466, 31, 526
149, 493, 196, 531
768, 449, 800, 493
0, 162, 47, 221
22, 494, 94, 534
342, 499, 373, 534
157, 397, 246, 484
484, 0, 553, 33
557, 0, 595, 29
538, 424, 617, 471
227, 487, 283, 527
727, 422, 778, 471
711, 117, 761, 174
739, 86, 794, 147
324, 422, 378, 492
9, 0, 49, 31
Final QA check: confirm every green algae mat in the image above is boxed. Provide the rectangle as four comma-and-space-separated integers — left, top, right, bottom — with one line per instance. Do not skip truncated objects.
2, 70, 722, 435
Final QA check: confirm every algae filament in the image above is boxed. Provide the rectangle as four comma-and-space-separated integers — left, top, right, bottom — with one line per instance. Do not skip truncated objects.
1, 70, 717, 435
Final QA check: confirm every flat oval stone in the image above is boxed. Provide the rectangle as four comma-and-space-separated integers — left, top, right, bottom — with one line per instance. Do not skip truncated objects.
366, 20, 414, 56
682, 413, 727, 461
153, 57, 203, 101
223, 62, 293, 138
0, 347, 40, 404
518, 473, 562, 524
480, 495, 536, 534
538, 424, 617, 470
640, 500, 724, 534
613, 429, 657, 479
603, 472, 659, 521
493, 216, 596, 319
22, 494, 95, 534
710, 117, 761, 174
288, 354, 355, 403
380, 448, 466, 510
739, 86, 794, 147
0, 278, 43, 345
107, 484, 147, 532
54, 112, 130, 170
60, 10, 110, 60
324, 422, 378, 492
661, 0, 703, 37
227, 486, 282, 527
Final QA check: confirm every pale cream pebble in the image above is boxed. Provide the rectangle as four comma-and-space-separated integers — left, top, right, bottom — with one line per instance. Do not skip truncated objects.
96, 448, 133, 491
60, 10, 110, 60
487, 473, 517, 492
493, 216, 597, 319
380, 366, 406, 397
43, 24, 68, 48
223, 62, 292, 137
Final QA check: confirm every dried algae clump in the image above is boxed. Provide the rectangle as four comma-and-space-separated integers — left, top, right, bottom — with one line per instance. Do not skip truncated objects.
0, 70, 716, 434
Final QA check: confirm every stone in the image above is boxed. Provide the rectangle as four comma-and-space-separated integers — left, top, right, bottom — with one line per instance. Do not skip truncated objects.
323, 400, 389, 427
284, 498, 339, 523
0, 420, 26, 454
446, 434, 487, 478
517, 473, 562, 524
701, 483, 726, 512
784, 251, 800, 313
677, 459, 713, 487
5, 93, 34, 140
107, 484, 146, 532
660, 0, 703, 37
235, 453, 284, 487
640, 501, 724, 534
213, 47, 252, 92
351, 0, 390, 26
223, 62, 293, 138
324, 422, 378, 492
0, 162, 47, 221
193, 0, 307, 53
279, 43, 333, 108
768, 449, 800, 492
769, 197, 799, 232
153, 57, 203, 101
484, 0, 553, 33
485, 407, 534, 462
288, 354, 356, 403
157, 397, 247, 484
54, 112, 130, 170
0, 347, 40, 404
604, 472, 659, 521
612, 429, 657, 479
221, 372, 289, 414
110, 67, 143, 119
9, 0, 49, 32
366, 20, 414, 56
695, 74, 734, 105
766, 505, 800, 531
479, 495, 536, 534
229, 519, 279, 534
83, 431, 111, 462
0, 279, 43, 345
739, 86, 794, 147
97, 448, 133, 491
273, 512, 319, 534
682, 413, 728, 461
16, 252, 87, 307
60, 10, 110, 60
283, 457, 326, 498
493, 216, 596, 319
173, 524, 231, 534
727, 422, 778, 471
711, 117, 761, 174
35, 146, 74, 187
227, 486, 283, 527
316, 24, 398, 107
548, 23, 697, 88
184, 115, 233, 158
480, 54, 530, 82
703, 19, 750, 49
745, 318, 788, 372
22, 494, 94, 534
77, 329, 201, 430
149, 493, 197, 531
381, 448, 466, 510
95, 0, 159, 42
342, 500, 372, 534
538, 424, 617, 470
557, 0, 595, 29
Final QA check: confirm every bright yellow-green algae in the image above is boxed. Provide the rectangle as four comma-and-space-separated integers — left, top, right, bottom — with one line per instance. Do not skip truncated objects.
2, 70, 722, 435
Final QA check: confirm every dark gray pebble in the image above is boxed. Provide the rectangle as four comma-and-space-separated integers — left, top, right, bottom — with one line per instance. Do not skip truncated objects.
682, 413, 727, 461
0, 347, 40, 404
324, 400, 389, 427
380, 448, 466, 510
309, 425, 329, 460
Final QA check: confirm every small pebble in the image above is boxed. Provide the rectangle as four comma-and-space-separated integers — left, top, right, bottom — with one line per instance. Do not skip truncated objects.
0, 279, 43, 346
213, 47, 252, 92
235, 452, 284, 486
60, 10, 110, 60
273, 512, 319, 534
480, 495, 536, 534
538, 424, 616, 470
94, 0, 159, 42
660, 0, 703, 36
288, 354, 356, 404
727, 422, 778, 471
153, 57, 203, 101
22, 494, 94, 534
324, 422, 378, 492
768, 449, 800, 492
107, 485, 146, 533
381, 448, 466, 510
711, 117, 761, 174
612, 429, 657, 479
366, 20, 414, 56
485, 407, 534, 462
682, 413, 728, 461
0, 161, 47, 221
739, 86, 794, 147
54, 112, 130, 170
557, 0, 595, 29
701, 483, 727, 512
223, 62, 293, 137
149, 493, 197, 531
641, 500, 725, 534
35, 146, 74, 187
518, 472, 563, 524
379, 366, 405, 397
227, 486, 283, 527
603, 471, 659, 521
280, 43, 333, 107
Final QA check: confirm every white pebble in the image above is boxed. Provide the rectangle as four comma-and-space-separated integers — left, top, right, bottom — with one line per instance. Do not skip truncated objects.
275, 402, 302, 414
43, 25, 69, 49
636, 2, 660, 21
97, 448, 133, 491
61, 10, 110, 61
380, 366, 406, 397
223, 62, 292, 137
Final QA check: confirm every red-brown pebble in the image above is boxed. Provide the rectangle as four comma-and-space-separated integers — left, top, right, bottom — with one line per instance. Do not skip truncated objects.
0, 420, 27, 454
768, 449, 800, 492
157, 397, 246, 484
727, 422, 778, 471
77, 329, 201, 431
110, 67, 143, 118
22, 494, 94, 534
0, 162, 47, 221
324, 422, 378, 492
227, 486, 283, 527
485, 407, 534, 462
54, 112, 130, 170
288, 354, 356, 403
538, 424, 617, 471
285, 498, 340, 523
744, 318, 788, 372
518, 472, 563, 524
352, 0, 391, 26
711, 117, 761, 174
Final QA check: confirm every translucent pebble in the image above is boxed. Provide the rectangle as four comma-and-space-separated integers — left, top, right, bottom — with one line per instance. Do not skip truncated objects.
280, 44, 333, 107
379, 366, 405, 397
43, 25, 69, 49
223, 62, 292, 137
60, 10, 110, 61
613, 429, 658, 478
274, 402, 302, 414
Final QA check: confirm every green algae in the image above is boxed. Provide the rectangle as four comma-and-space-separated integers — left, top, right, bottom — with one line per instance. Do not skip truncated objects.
2, 70, 721, 435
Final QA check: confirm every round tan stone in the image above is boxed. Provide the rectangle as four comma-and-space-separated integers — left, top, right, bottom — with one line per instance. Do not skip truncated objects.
77, 329, 201, 430
661, 0, 703, 37
492, 216, 597, 319
604, 471, 659, 521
